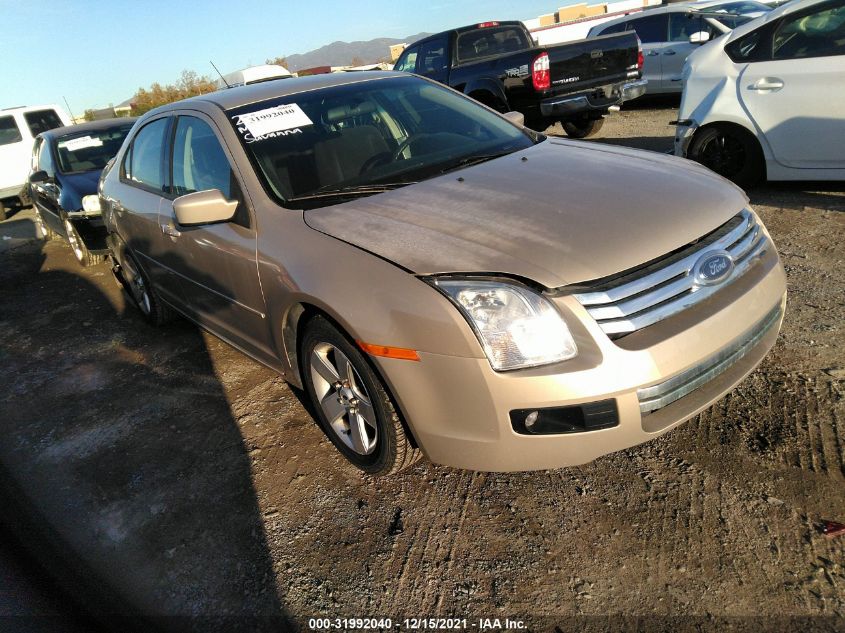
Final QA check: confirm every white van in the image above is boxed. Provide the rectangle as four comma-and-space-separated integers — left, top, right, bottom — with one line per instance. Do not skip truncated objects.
0, 105, 72, 220
216, 64, 293, 89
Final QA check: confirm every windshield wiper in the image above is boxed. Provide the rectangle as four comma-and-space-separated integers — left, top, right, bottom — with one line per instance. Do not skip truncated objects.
289, 182, 416, 203
437, 150, 515, 175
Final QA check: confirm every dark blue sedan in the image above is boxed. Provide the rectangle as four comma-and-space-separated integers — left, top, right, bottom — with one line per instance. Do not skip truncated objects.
29, 118, 135, 265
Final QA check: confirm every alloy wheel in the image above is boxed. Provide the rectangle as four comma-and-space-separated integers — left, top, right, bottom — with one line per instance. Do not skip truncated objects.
309, 343, 378, 455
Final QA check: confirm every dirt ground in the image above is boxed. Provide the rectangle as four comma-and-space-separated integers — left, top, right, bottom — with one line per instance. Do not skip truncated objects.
1, 102, 843, 633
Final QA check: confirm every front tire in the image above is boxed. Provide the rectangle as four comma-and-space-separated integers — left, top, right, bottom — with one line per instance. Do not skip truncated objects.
63, 217, 106, 266
301, 315, 420, 476
562, 117, 604, 139
688, 124, 764, 188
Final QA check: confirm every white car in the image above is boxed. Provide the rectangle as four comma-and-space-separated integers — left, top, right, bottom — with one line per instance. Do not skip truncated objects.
0, 104, 72, 220
675, 0, 845, 186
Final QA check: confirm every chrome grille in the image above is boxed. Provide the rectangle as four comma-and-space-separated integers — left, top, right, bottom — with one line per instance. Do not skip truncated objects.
637, 304, 782, 414
572, 209, 769, 337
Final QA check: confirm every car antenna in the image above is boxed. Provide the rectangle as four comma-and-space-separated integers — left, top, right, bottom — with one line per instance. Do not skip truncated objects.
62, 96, 76, 122
210, 61, 231, 88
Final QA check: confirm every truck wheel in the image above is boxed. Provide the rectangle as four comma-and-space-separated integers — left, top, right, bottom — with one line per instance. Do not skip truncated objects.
63, 217, 106, 267
34, 209, 58, 240
0, 202, 7, 222
301, 315, 421, 476
688, 124, 764, 189
563, 118, 604, 139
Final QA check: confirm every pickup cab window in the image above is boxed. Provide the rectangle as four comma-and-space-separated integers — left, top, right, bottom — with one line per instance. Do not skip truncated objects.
0, 115, 22, 146
394, 46, 419, 72
417, 38, 449, 75
23, 109, 63, 137
455, 25, 532, 63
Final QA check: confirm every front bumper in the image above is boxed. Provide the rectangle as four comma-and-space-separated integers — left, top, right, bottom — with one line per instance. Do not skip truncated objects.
540, 79, 648, 118
375, 246, 786, 472
673, 119, 698, 157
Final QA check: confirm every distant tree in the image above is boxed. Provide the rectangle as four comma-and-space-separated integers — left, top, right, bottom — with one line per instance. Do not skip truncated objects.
83, 109, 95, 122
265, 55, 288, 68
131, 70, 218, 115
350, 56, 365, 67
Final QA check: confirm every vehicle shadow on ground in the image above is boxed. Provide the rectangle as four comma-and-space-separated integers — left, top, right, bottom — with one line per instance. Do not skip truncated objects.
749, 181, 845, 213
0, 239, 292, 631
586, 135, 674, 153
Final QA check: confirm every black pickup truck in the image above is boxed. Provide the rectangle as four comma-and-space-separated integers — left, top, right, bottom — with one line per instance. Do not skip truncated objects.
393, 20, 646, 137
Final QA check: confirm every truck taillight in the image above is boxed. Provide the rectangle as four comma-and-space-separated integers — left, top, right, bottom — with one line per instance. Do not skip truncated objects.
636, 35, 644, 71
532, 52, 550, 91
477, 21, 499, 28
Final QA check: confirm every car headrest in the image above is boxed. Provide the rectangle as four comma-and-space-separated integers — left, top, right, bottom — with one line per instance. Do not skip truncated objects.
325, 101, 376, 123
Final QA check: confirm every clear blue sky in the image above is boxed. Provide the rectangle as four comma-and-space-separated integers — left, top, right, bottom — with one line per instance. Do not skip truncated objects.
1, 0, 573, 115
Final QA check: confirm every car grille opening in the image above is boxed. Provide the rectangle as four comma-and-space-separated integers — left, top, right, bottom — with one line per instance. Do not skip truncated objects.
570, 209, 769, 338
637, 304, 782, 414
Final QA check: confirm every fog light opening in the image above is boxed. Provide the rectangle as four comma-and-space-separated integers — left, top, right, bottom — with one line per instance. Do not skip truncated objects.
524, 410, 539, 431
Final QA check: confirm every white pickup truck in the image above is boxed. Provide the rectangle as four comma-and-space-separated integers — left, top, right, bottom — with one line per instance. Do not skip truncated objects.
0, 105, 72, 220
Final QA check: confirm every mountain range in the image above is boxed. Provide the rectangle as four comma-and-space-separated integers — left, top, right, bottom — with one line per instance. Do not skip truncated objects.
283, 33, 431, 70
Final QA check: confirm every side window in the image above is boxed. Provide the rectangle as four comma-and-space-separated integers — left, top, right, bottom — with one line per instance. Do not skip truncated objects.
772, 1, 845, 60
24, 110, 63, 136
37, 140, 55, 177
417, 38, 449, 74
171, 116, 248, 227
669, 14, 703, 42
627, 14, 669, 44
124, 118, 169, 192
0, 115, 23, 146
596, 21, 629, 36
394, 46, 419, 72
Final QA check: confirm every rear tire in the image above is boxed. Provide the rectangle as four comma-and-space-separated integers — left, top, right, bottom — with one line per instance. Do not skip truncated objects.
63, 217, 106, 267
688, 124, 764, 189
562, 117, 604, 139
301, 315, 421, 476
119, 250, 174, 326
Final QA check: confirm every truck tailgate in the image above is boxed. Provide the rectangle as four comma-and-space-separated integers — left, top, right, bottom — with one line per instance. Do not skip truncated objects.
546, 31, 640, 94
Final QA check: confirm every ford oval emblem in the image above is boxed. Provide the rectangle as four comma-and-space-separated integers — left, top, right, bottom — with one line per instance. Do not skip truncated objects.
693, 250, 734, 286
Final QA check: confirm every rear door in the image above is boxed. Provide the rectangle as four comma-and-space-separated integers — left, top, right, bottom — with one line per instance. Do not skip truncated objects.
737, 0, 845, 169
623, 13, 670, 91
114, 116, 177, 295
159, 113, 272, 356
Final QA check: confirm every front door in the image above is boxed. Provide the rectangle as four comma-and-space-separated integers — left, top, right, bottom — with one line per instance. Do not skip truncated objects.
159, 114, 272, 356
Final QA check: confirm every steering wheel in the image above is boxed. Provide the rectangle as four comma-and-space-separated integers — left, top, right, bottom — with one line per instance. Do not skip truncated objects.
390, 133, 427, 161
358, 134, 430, 175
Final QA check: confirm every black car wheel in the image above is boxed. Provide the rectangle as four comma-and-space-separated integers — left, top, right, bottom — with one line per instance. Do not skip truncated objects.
562, 117, 604, 139
688, 124, 764, 189
120, 251, 174, 326
63, 217, 106, 267
301, 315, 420, 476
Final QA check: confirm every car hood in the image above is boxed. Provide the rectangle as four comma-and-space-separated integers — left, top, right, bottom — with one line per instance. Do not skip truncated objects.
303, 138, 748, 288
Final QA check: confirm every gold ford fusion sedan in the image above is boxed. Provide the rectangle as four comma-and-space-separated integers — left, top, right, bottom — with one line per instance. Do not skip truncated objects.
99, 72, 786, 475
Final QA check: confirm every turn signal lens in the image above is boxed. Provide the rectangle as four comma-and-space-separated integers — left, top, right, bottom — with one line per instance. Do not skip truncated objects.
357, 341, 420, 361
532, 52, 550, 91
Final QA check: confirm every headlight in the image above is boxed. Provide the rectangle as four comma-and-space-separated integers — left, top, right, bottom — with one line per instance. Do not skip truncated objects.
81, 194, 101, 214
433, 279, 578, 371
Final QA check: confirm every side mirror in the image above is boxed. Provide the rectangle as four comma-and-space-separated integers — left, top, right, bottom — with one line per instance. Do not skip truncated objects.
172, 189, 238, 227
503, 111, 525, 127
689, 31, 711, 44
29, 170, 49, 184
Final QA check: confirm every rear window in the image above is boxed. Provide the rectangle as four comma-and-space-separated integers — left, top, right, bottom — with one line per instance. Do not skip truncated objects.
55, 124, 134, 174
24, 109, 63, 136
0, 116, 23, 146
455, 25, 532, 62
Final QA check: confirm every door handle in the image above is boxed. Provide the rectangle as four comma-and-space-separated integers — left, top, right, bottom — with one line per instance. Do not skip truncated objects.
750, 77, 784, 91
663, 50, 677, 55
161, 224, 181, 238
646, 51, 660, 56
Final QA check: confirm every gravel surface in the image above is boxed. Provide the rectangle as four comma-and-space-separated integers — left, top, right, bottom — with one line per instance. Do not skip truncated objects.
1, 103, 843, 632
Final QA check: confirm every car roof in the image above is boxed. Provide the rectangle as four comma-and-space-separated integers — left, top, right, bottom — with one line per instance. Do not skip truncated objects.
0, 104, 64, 114
145, 71, 412, 114
725, 0, 826, 41
39, 117, 138, 141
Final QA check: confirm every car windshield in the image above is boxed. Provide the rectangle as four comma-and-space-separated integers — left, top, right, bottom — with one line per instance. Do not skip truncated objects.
228, 75, 538, 208
707, 1, 770, 14
55, 123, 134, 174
711, 13, 753, 29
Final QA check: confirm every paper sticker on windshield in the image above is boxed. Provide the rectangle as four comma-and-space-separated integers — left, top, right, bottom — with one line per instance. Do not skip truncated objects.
232, 104, 312, 142
58, 136, 103, 151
